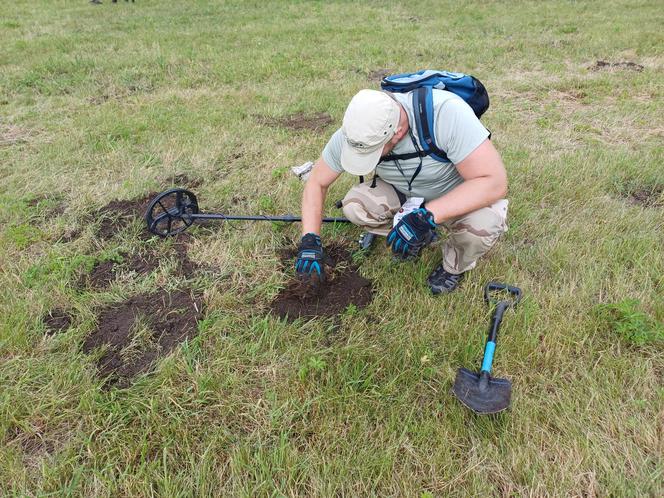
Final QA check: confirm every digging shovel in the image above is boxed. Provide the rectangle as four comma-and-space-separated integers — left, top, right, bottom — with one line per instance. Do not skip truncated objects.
453, 282, 522, 414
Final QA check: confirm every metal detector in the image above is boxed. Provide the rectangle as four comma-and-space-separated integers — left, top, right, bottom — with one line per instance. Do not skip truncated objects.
144, 188, 352, 237
452, 282, 522, 414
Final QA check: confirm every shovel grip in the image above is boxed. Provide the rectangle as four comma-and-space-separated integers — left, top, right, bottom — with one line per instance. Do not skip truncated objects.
481, 301, 510, 374
484, 282, 522, 306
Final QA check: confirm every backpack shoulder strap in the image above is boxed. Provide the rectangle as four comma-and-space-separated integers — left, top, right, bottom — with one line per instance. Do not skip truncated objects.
380, 150, 426, 162
413, 87, 450, 163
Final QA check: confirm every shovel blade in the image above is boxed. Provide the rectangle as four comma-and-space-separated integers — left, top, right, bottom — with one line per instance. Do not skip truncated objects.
452, 368, 512, 414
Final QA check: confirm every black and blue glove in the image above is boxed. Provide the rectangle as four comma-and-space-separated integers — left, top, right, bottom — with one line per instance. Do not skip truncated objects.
295, 233, 325, 281
387, 207, 437, 259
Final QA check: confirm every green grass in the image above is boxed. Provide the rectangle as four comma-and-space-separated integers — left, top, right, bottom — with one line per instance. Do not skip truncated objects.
1, 0, 663, 496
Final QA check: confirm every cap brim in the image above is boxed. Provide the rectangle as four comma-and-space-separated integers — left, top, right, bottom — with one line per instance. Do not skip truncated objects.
340, 143, 383, 176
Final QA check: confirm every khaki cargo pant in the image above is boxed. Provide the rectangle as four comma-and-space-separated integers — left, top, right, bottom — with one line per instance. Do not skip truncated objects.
341, 178, 508, 274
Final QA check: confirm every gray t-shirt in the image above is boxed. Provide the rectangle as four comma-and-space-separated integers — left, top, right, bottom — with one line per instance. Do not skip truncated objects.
322, 90, 490, 201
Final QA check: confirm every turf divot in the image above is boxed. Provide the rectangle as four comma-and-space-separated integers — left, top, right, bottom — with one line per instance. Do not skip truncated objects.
270, 244, 373, 321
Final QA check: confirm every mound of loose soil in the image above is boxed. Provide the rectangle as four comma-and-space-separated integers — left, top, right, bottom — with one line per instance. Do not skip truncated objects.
82, 288, 203, 387
43, 309, 72, 335
270, 244, 373, 321
591, 60, 644, 72
258, 112, 334, 132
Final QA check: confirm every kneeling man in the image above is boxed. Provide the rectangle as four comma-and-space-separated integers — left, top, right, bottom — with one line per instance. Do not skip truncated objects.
295, 88, 508, 294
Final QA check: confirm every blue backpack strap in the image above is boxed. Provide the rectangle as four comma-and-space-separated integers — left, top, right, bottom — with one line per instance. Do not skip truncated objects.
412, 87, 450, 163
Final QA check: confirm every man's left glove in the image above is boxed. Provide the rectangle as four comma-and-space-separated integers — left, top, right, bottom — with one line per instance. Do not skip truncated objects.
295, 233, 325, 281
387, 207, 437, 259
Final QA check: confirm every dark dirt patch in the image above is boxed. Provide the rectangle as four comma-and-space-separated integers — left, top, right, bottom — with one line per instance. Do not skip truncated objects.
86, 260, 117, 289
5, 424, 59, 460
43, 309, 72, 335
83, 236, 201, 290
591, 60, 644, 72
171, 234, 201, 277
95, 191, 160, 240
57, 227, 82, 243
27, 194, 66, 216
82, 288, 203, 387
83, 252, 159, 290
258, 112, 334, 132
626, 186, 664, 208
367, 68, 393, 81
165, 174, 203, 189
270, 244, 373, 321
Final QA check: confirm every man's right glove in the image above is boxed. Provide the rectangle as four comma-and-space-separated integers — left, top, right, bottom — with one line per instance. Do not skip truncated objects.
295, 233, 325, 281
386, 207, 437, 259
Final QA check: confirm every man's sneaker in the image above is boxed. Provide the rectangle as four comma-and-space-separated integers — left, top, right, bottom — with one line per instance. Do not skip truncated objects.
427, 265, 465, 294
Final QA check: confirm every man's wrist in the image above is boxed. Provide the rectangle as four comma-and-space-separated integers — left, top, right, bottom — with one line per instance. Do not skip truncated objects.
300, 233, 322, 247
423, 203, 443, 225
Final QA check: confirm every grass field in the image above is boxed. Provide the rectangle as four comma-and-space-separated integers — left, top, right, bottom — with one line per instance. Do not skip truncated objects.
1, 0, 663, 496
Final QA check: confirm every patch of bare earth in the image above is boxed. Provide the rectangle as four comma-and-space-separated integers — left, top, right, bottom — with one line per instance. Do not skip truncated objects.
165, 173, 203, 189
270, 244, 373, 321
82, 288, 203, 388
4, 421, 70, 467
367, 68, 394, 81
82, 235, 202, 290
27, 194, 66, 216
95, 191, 160, 240
43, 309, 73, 335
258, 112, 334, 132
624, 185, 664, 208
83, 253, 158, 290
590, 60, 644, 72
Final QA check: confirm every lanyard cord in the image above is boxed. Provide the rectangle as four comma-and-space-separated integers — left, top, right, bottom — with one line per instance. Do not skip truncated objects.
393, 128, 424, 192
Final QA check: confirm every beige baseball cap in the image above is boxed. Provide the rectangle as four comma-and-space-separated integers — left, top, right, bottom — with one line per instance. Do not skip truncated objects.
340, 89, 401, 175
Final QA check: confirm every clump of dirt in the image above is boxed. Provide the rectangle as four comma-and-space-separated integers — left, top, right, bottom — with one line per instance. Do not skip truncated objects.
258, 112, 334, 132
367, 68, 394, 81
270, 244, 373, 321
43, 309, 72, 335
591, 60, 644, 72
96, 191, 160, 240
626, 186, 664, 208
82, 288, 203, 387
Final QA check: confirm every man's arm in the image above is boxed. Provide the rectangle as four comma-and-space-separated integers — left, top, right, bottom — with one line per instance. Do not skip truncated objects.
424, 139, 507, 224
301, 157, 341, 235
